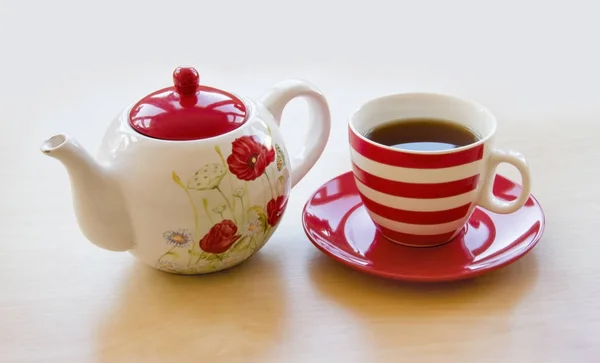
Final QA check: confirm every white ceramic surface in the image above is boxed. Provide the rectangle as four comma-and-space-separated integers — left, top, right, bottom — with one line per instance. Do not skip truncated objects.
40, 81, 330, 274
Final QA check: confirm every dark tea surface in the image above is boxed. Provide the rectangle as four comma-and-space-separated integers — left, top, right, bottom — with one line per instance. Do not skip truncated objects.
363, 118, 480, 151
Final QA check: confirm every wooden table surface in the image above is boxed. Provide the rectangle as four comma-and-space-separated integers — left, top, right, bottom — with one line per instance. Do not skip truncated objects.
1, 0, 599, 362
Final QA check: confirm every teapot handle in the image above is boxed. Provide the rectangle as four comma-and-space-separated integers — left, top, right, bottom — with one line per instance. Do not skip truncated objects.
259, 80, 331, 188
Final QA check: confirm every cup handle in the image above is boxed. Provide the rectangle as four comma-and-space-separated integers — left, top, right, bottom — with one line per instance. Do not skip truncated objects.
259, 80, 331, 188
477, 149, 532, 213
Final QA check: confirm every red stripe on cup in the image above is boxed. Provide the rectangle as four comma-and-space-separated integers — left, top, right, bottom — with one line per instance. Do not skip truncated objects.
352, 163, 480, 199
376, 225, 461, 247
359, 194, 473, 225
349, 126, 484, 169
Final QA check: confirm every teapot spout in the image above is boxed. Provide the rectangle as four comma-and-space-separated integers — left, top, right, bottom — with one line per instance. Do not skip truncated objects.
41, 134, 134, 252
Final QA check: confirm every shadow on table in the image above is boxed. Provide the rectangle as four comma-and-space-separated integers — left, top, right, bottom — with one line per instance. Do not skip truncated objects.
95, 252, 287, 362
307, 250, 539, 359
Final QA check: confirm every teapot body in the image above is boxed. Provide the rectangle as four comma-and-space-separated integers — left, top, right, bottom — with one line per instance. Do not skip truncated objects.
41, 66, 331, 274
98, 97, 292, 274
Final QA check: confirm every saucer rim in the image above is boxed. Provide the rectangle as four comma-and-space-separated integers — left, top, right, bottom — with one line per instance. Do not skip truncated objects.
301, 171, 546, 282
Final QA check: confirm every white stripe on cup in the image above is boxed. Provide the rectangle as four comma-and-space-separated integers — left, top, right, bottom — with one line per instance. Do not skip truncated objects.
350, 148, 484, 183
366, 210, 469, 235
354, 178, 478, 212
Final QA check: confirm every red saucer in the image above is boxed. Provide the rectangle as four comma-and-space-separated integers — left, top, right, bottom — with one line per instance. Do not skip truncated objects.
302, 171, 545, 282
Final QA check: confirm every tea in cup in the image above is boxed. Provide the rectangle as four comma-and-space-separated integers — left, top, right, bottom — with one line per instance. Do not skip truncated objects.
348, 93, 532, 247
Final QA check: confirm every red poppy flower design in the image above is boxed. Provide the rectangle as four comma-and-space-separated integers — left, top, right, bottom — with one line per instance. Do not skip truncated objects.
199, 219, 241, 254
226, 136, 275, 181
266, 195, 288, 227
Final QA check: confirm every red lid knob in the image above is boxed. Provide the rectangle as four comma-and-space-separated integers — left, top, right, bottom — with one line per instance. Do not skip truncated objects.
173, 66, 200, 96
128, 66, 247, 141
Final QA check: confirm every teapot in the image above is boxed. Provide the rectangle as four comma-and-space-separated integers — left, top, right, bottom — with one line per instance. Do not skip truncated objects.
40, 66, 331, 274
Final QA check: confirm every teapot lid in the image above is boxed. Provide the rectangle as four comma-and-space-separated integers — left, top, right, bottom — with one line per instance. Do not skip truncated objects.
128, 66, 247, 141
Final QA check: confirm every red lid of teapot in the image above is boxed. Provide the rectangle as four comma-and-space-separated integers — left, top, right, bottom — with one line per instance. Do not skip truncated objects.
128, 66, 247, 141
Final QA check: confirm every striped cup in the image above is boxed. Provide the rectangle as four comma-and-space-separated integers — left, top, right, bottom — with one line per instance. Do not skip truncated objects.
349, 93, 532, 247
